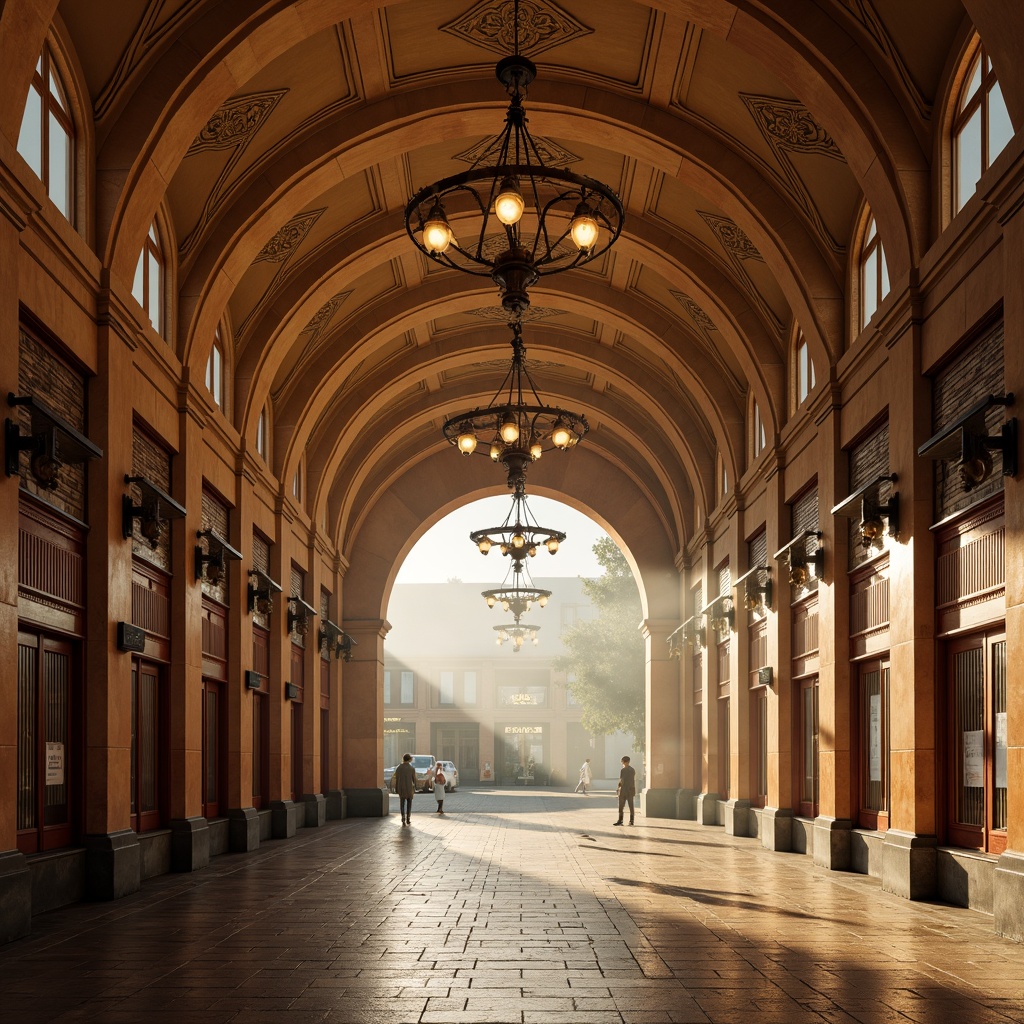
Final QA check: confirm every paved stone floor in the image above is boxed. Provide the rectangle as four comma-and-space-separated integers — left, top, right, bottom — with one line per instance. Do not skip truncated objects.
3, 788, 1024, 1023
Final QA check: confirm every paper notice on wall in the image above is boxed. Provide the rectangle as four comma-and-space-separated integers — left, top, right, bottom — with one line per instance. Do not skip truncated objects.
869, 694, 882, 782
45, 742, 64, 786
995, 712, 1008, 790
963, 730, 984, 789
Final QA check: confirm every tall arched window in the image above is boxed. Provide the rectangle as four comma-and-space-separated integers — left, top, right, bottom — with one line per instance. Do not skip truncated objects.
796, 332, 816, 407
133, 221, 165, 337
256, 407, 268, 461
953, 43, 1013, 214
17, 43, 74, 221
752, 400, 767, 459
206, 327, 225, 410
859, 214, 889, 330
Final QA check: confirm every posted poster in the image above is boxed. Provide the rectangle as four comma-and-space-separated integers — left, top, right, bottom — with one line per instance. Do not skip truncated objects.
995, 712, 1008, 790
963, 729, 984, 788
868, 694, 882, 782
45, 742, 65, 786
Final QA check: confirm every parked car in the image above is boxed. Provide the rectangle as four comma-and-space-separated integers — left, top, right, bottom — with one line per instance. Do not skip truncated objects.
389, 754, 436, 793
435, 760, 459, 792
383, 765, 397, 788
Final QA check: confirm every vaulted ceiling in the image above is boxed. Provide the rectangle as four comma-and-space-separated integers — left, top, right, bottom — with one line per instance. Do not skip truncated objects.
49, 0, 972, 562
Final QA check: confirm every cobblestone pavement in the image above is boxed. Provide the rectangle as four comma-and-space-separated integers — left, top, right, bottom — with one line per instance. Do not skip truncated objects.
3, 788, 1024, 1023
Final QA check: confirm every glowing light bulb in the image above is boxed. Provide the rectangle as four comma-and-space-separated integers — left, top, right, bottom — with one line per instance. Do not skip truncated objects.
570, 200, 599, 250
500, 411, 519, 444
546, 537, 559, 554
551, 418, 572, 449
422, 201, 453, 254
457, 426, 477, 455
494, 177, 525, 226
478, 537, 492, 554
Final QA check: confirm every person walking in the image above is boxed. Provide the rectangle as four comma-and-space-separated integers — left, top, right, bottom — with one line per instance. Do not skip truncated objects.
574, 758, 593, 794
432, 761, 447, 814
613, 755, 637, 825
394, 753, 417, 825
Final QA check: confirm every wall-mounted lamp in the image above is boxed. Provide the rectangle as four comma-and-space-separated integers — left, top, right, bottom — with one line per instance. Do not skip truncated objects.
680, 614, 706, 651
248, 569, 282, 616
667, 624, 684, 659
123, 475, 187, 548
701, 594, 734, 639
6, 393, 103, 488
774, 530, 824, 589
918, 393, 1016, 493
831, 473, 899, 549
734, 564, 772, 613
318, 619, 357, 661
287, 595, 317, 638
194, 529, 243, 585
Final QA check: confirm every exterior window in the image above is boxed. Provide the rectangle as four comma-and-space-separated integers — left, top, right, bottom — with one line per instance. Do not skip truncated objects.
440, 671, 455, 705
953, 44, 1013, 214
206, 331, 224, 409
859, 215, 889, 329
400, 671, 414, 705
463, 671, 477, 705
858, 660, 890, 830
17, 44, 74, 221
256, 408, 268, 460
948, 632, 1007, 854
796, 334, 816, 405
383, 670, 391, 705
133, 221, 165, 336
293, 463, 302, 500
384, 670, 415, 707
797, 676, 819, 818
721, 459, 729, 497
752, 402, 766, 457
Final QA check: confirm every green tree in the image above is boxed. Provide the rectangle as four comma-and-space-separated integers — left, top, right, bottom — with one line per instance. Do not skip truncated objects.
555, 537, 645, 750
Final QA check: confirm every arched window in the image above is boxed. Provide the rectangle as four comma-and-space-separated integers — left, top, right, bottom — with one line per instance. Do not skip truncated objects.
256, 407, 268, 461
206, 328, 225, 410
17, 43, 74, 221
752, 401, 767, 458
953, 42, 1013, 214
133, 221, 165, 337
293, 461, 303, 502
796, 332, 816, 407
859, 214, 889, 330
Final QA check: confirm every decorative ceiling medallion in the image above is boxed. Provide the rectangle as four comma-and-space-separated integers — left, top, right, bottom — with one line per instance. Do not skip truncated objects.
672, 291, 716, 333
442, 0, 592, 57
300, 292, 351, 344
454, 134, 581, 168
188, 91, 286, 154
698, 212, 764, 263
741, 96, 842, 160
254, 209, 325, 265
468, 305, 565, 322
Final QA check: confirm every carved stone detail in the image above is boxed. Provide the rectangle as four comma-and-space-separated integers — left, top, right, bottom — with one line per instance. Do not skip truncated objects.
468, 305, 565, 322
301, 292, 351, 344
455, 135, 580, 168
672, 291, 716, 333
188, 92, 285, 154
442, 0, 592, 57
255, 210, 325, 265
698, 212, 763, 263
741, 96, 842, 159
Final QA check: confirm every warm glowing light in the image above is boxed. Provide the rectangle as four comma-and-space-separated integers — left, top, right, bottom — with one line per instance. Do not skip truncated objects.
551, 419, 572, 449
478, 537, 492, 554
486, 595, 496, 607
422, 201, 453, 253
538, 595, 548, 607
570, 201, 599, 250
500, 411, 520, 444
512, 532, 526, 549
490, 440, 503, 461
457, 427, 478, 455
529, 439, 543, 460
494, 177, 525, 226
545, 537, 559, 554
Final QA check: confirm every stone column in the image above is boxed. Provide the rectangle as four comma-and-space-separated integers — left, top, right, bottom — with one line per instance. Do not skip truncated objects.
641, 617, 682, 817
723, 496, 750, 838
341, 618, 390, 815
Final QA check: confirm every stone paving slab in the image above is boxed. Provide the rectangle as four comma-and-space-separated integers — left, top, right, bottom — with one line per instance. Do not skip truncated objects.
1, 787, 1024, 1023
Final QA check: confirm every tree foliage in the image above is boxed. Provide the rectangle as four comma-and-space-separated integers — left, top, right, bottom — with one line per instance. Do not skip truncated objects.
555, 537, 645, 750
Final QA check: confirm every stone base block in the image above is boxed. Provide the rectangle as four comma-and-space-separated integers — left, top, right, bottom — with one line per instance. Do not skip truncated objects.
269, 800, 301, 839
85, 830, 140, 901
228, 807, 260, 852
325, 790, 346, 820
170, 817, 210, 872
813, 816, 852, 870
343, 788, 389, 817
302, 793, 326, 828
994, 849, 1024, 941
29, 848, 85, 916
696, 792, 720, 825
760, 807, 793, 852
641, 788, 680, 820
723, 798, 751, 837
675, 788, 697, 820
881, 829, 937, 899
0, 850, 32, 944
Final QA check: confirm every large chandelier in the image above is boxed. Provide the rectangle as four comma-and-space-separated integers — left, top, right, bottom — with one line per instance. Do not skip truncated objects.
482, 557, 551, 617
404, 0, 624, 319
494, 622, 541, 652
443, 319, 588, 491
470, 487, 566, 561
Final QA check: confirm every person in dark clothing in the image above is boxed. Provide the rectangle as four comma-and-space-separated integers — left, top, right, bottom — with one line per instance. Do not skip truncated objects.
393, 753, 417, 825
613, 755, 637, 825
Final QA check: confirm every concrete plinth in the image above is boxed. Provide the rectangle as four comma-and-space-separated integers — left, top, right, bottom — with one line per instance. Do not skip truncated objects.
881, 829, 937, 899
760, 806, 794, 852
269, 800, 301, 838
675, 788, 697, 820
170, 817, 210, 872
302, 793, 326, 828
813, 816, 852, 870
641, 787, 680, 820
85, 830, 141, 901
228, 807, 260, 852
696, 792, 720, 825
723, 798, 751, 837
343, 788, 389, 817
994, 849, 1024, 941
325, 790, 346, 819
0, 850, 31, 944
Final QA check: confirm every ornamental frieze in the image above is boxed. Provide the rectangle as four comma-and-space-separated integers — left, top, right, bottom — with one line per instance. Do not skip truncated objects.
188, 91, 286, 154
254, 210, 325, 265
442, 0, 592, 57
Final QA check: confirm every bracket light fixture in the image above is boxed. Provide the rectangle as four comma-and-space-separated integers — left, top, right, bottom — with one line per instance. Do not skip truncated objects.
123, 475, 186, 548
831, 473, 899, 549
6, 392, 102, 488
194, 529, 243, 585
319, 619, 357, 661
701, 594, 735, 639
248, 569, 282, 616
287, 595, 317, 638
734, 564, 773, 614
774, 531, 824, 589
917, 393, 1016, 493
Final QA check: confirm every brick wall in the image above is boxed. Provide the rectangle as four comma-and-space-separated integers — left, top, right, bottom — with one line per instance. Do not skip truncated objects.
200, 489, 229, 604
848, 422, 890, 570
130, 428, 172, 571
251, 531, 272, 627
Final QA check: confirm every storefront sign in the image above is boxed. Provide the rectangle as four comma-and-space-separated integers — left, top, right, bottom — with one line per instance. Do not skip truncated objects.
995, 712, 1008, 789
504, 726, 543, 734
868, 694, 882, 782
45, 742, 64, 786
963, 729, 984, 788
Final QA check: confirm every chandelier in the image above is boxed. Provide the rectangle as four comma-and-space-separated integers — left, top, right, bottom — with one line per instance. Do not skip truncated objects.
494, 623, 540, 652
404, 0, 624, 318
443, 319, 587, 490
469, 487, 566, 562
482, 557, 551, 617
